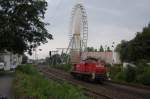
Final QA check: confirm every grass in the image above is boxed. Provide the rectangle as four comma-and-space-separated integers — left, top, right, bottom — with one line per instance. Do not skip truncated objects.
49, 64, 72, 72
13, 64, 88, 99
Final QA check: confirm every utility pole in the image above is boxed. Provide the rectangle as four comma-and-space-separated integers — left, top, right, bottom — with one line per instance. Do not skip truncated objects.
112, 42, 115, 65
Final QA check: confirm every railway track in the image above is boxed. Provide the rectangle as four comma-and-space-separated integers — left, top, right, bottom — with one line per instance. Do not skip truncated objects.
39, 67, 113, 99
107, 80, 150, 90
38, 66, 150, 99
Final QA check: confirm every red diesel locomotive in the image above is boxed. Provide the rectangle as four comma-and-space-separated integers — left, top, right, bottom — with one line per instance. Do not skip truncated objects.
71, 58, 107, 82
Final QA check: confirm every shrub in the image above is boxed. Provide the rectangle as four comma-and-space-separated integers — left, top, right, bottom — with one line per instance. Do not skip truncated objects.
109, 60, 150, 86
124, 65, 136, 82
136, 63, 150, 85
137, 70, 150, 85
135, 60, 148, 74
109, 64, 122, 79
114, 71, 125, 81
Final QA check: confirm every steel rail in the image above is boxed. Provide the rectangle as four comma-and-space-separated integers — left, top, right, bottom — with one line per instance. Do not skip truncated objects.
38, 67, 113, 99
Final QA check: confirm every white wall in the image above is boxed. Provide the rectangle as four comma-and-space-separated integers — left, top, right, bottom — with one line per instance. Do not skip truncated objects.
113, 52, 121, 64
0, 52, 22, 71
4, 54, 11, 70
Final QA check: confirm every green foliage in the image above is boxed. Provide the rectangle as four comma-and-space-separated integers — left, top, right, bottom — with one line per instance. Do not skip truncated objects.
115, 40, 129, 62
109, 64, 122, 79
99, 45, 104, 52
50, 54, 62, 65
0, 0, 52, 54
114, 71, 125, 81
95, 49, 97, 52
105, 63, 112, 68
16, 64, 38, 75
136, 69, 150, 85
124, 65, 136, 82
50, 64, 72, 72
14, 64, 88, 99
135, 61, 150, 85
86, 47, 95, 52
60, 53, 70, 64
45, 57, 50, 65
48, 53, 70, 65
86, 46, 112, 52
115, 23, 150, 62
107, 47, 112, 52
110, 64, 137, 83
110, 61, 150, 86
21, 54, 28, 64
135, 60, 148, 74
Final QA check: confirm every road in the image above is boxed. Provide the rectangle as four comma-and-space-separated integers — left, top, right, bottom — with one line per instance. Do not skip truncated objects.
0, 72, 14, 99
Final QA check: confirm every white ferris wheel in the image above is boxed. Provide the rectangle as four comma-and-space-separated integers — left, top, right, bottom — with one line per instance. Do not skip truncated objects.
69, 3, 88, 52
67, 2, 88, 64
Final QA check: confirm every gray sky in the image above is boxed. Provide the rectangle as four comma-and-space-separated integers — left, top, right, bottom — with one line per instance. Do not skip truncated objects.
30, 0, 150, 59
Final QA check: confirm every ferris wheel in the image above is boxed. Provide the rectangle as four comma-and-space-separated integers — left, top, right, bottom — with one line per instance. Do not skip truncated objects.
66, 3, 88, 64
69, 3, 88, 52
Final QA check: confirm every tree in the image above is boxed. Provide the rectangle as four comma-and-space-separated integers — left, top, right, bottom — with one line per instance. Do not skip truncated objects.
45, 57, 50, 64
124, 65, 136, 82
50, 54, 61, 65
60, 53, 69, 63
116, 23, 150, 62
95, 49, 97, 52
99, 45, 104, 52
115, 40, 128, 62
0, 0, 52, 55
107, 46, 111, 52
86, 47, 95, 52
22, 54, 28, 64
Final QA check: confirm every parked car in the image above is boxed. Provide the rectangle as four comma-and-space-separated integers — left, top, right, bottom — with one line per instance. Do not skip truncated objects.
0, 62, 4, 70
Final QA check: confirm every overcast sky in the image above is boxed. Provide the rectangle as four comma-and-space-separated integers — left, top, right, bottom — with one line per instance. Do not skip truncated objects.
30, 0, 150, 59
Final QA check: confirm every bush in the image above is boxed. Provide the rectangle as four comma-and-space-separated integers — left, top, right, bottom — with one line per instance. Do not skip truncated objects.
124, 65, 136, 82
109, 61, 150, 86
109, 64, 137, 83
114, 71, 125, 81
137, 70, 150, 85
109, 64, 122, 79
135, 60, 148, 74
136, 63, 150, 85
